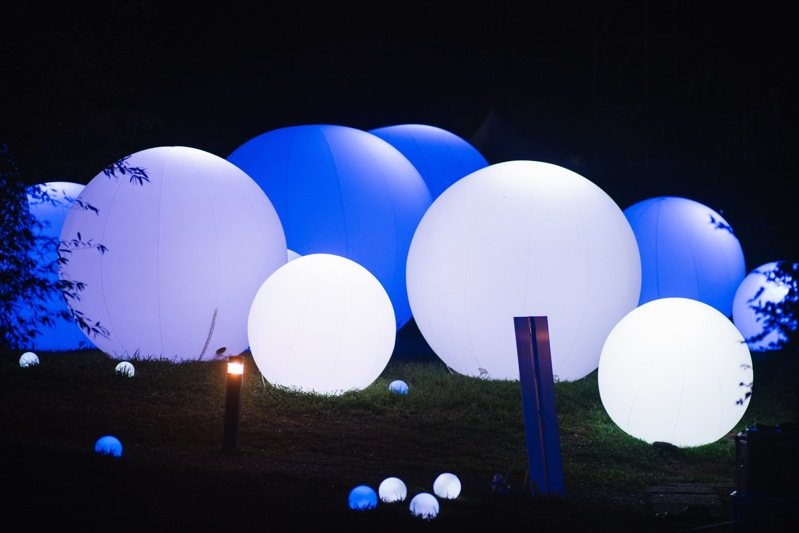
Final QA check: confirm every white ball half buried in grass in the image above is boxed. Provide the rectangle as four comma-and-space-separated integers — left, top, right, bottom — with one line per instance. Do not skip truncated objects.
115, 361, 135, 378
598, 297, 753, 448
19, 351, 39, 368
409, 492, 439, 520
248, 253, 396, 396
388, 379, 408, 395
378, 476, 407, 503
433, 472, 462, 499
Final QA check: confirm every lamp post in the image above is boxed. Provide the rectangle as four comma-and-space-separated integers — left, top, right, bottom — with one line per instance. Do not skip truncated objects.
223, 354, 244, 452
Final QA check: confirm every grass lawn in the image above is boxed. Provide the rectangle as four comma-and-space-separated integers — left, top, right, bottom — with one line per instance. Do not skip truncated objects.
1, 324, 796, 531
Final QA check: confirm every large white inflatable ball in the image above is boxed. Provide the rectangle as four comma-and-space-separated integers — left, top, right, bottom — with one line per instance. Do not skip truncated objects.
733, 261, 796, 351
624, 196, 746, 317
227, 124, 432, 330
599, 297, 753, 448
59, 146, 287, 362
406, 160, 641, 381
369, 123, 489, 200
247, 254, 396, 395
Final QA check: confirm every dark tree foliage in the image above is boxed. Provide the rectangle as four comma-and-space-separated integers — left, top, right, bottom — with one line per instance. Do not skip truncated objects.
747, 261, 799, 353
0, 143, 64, 352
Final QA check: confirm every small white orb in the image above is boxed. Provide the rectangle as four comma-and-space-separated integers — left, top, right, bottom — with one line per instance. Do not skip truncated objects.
732, 261, 796, 351
248, 254, 396, 395
378, 476, 408, 503
409, 492, 439, 520
19, 351, 40, 368
115, 361, 135, 378
599, 297, 754, 447
433, 472, 462, 499
94, 435, 123, 457
388, 379, 409, 395
348, 485, 378, 511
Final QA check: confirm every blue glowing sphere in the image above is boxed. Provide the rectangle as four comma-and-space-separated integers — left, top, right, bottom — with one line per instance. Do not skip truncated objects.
388, 379, 409, 395
94, 435, 123, 458
624, 196, 746, 317
368, 124, 489, 200
15, 182, 93, 352
348, 485, 378, 511
228, 124, 433, 330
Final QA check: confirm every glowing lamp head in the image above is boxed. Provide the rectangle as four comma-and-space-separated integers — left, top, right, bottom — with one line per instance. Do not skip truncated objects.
348, 485, 378, 511
598, 297, 753, 447
433, 472, 462, 499
389, 379, 409, 395
94, 435, 123, 458
115, 361, 135, 378
227, 355, 244, 375
409, 492, 439, 520
19, 351, 39, 368
378, 477, 408, 503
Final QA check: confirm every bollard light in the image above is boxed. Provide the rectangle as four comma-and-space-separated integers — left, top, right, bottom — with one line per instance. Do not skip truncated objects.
223, 355, 244, 452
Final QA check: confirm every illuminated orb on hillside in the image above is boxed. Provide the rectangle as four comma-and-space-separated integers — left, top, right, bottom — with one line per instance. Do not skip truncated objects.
379, 477, 407, 503
388, 379, 408, 395
369, 123, 489, 200
733, 261, 796, 351
433, 472, 462, 499
16, 182, 92, 351
623, 196, 746, 317
598, 297, 753, 448
409, 492, 439, 520
228, 124, 433, 330
247, 254, 396, 396
59, 146, 287, 362
406, 160, 641, 381
19, 351, 39, 368
115, 361, 135, 378
94, 435, 123, 457
348, 485, 378, 511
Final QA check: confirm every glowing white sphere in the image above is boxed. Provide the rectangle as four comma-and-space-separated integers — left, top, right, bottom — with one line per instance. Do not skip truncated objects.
407, 160, 641, 381
409, 492, 439, 520
19, 351, 39, 368
115, 361, 135, 378
59, 146, 287, 362
388, 379, 409, 395
348, 485, 378, 511
248, 254, 396, 395
433, 472, 462, 499
228, 124, 433, 330
369, 123, 489, 200
94, 435, 123, 457
598, 297, 753, 447
624, 196, 746, 317
378, 477, 407, 503
733, 262, 795, 351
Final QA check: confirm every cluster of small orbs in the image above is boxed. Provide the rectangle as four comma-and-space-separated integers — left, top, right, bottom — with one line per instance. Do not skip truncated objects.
347, 472, 460, 520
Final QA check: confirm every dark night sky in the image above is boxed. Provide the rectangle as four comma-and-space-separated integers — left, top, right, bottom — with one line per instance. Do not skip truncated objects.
2, 1, 797, 270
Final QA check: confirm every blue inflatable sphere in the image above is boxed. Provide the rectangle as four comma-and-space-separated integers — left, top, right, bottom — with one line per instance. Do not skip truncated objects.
94, 435, 123, 458
624, 196, 746, 317
369, 124, 489, 200
17, 182, 93, 352
228, 124, 433, 330
348, 484, 378, 511
388, 379, 409, 395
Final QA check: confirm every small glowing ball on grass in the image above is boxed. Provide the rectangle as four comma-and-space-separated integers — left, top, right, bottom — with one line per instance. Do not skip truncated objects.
409, 492, 439, 520
348, 485, 378, 511
248, 254, 396, 395
407, 160, 641, 381
59, 146, 287, 362
379, 477, 407, 503
115, 361, 135, 378
369, 123, 489, 200
19, 351, 39, 368
94, 435, 123, 457
433, 472, 461, 499
388, 379, 408, 395
598, 297, 753, 448
624, 196, 746, 317
228, 124, 433, 330
733, 261, 796, 351
18, 182, 91, 351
